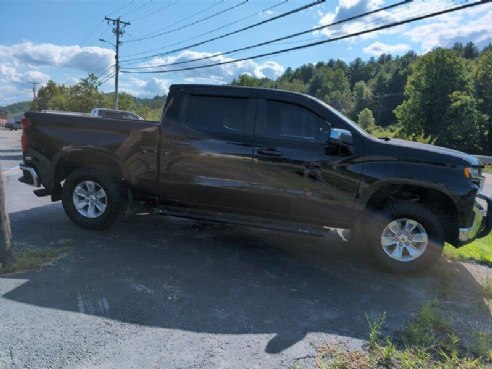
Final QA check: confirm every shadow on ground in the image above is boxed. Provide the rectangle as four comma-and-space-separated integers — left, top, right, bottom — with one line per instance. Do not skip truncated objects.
3, 203, 491, 354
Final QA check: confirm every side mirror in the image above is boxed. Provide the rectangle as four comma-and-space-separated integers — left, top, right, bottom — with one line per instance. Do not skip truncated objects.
328, 128, 353, 146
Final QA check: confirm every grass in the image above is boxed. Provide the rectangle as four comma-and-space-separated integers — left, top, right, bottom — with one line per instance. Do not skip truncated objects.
481, 276, 492, 300
313, 302, 487, 369
482, 165, 492, 174
0, 247, 71, 275
444, 233, 492, 265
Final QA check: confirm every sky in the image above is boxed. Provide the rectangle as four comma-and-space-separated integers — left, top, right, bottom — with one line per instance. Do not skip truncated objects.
1, 0, 492, 106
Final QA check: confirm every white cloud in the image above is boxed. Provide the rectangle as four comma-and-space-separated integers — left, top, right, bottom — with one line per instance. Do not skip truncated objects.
0, 63, 49, 85
315, 0, 492, 48
126, 50, 284, 83
118, 76, 170, 98
363, 41, 410, 56
0, 41, 114, 73
145, 77, 170, 95
116, 50, 284, 98
0, 64, 49, 105
405, 4, 492, 51
21, 70, 50, 84
63, 77, 80, 86
315, 0, 389, 39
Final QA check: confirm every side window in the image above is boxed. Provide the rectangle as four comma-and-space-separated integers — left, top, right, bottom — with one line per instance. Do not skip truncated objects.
259, 100, 330, 142
185, 94, 249, 135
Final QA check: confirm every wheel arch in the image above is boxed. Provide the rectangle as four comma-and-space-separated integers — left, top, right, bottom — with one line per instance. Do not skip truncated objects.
52, 149, 128, 191
363, 181, 459, 244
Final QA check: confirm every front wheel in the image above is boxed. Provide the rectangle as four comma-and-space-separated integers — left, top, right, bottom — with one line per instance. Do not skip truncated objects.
365, 201, 444, 274
61, 168, 124, 230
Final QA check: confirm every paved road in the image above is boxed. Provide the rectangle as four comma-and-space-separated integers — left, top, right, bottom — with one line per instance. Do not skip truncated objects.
0, 129, 491, 369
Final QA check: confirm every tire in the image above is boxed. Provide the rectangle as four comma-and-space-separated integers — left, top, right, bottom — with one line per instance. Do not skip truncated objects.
364, 201, 444, 274
61, 168, 124, 230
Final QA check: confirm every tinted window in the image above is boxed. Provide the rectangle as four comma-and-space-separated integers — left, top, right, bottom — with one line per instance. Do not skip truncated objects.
185, 95, 248, 134
259, 100, 330, 142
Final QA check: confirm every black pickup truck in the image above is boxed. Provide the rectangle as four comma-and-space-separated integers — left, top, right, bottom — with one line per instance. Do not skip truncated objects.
19, 84, 491, 273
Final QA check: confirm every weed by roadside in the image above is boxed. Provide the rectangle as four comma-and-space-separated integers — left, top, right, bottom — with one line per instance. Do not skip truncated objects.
312, 302, 488, 369
481, 276, 492, 300
0, 247, 71, 274
474, 331, 492, 362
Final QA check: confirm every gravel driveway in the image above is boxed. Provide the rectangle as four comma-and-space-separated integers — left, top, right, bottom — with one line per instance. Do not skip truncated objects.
1, 128, 491, 369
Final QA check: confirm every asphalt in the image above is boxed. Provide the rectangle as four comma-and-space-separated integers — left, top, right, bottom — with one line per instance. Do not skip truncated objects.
0, 129, 491, 369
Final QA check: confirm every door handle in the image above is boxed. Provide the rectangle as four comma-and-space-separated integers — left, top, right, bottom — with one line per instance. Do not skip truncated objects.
141, 148, 156, 154
257, 148, 282, 157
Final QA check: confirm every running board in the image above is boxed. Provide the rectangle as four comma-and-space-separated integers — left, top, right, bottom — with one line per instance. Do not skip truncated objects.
153, 205, 338, 237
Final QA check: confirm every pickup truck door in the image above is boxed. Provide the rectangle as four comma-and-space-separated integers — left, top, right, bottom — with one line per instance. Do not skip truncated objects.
158, 90, 257, 212
251, 94, 362, 228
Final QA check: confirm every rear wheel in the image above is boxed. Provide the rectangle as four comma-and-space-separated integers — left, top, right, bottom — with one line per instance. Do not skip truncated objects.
366, 201, 444, 273
62, 168, 124, 230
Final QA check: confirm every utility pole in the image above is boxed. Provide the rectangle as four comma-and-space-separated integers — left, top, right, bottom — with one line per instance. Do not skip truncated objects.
29, 82, 40, 99
101, 17, 130, 110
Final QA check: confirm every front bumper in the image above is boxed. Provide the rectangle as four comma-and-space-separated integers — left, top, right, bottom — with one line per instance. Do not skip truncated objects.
458, 193, 492, 244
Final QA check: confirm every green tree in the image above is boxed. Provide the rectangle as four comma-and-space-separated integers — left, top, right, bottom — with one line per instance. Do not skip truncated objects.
311, 67, 353, 114
395, 48, 469, 146
474, 49, 492, 153
349, 57, 370, 87
358, 108, 376, 132
275, 79, 307, 93
464, 42, 480, 59
30, 80, 69, 111
442, 91, 488, 153
65, 74, 108, 112
352, 81, 373, 118
231, 74, 273, 88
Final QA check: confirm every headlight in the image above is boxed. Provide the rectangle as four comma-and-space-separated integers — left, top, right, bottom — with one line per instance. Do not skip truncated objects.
464, 167, 480, 178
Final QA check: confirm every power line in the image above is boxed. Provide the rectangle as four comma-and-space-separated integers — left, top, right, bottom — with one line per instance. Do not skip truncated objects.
126, 0, 226, 42
79, 20, 105, 46
125, 0, 249, 43
124, 0, 410, 70
122, 0, 489, 74
131, 0, 181, 22
107, 0, 135, 17
97, 64, 116, 82
119, 0, 153, 18
100, 72, 116, 85
121, 0, 325, 64
122, 0, 288, 59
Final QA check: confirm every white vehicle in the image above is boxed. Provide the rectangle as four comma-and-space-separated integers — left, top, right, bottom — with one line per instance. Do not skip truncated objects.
41, 110, 91, 116
91, 108, 144, 121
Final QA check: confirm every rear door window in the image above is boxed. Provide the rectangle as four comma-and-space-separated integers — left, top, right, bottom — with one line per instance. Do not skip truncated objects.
185, 94, 249, 135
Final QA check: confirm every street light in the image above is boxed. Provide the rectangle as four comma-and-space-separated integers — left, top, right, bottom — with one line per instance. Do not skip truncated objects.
99, 38, 116, 48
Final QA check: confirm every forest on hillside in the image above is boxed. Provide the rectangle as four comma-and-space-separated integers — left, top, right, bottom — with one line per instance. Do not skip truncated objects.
5, 41, 491, 154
